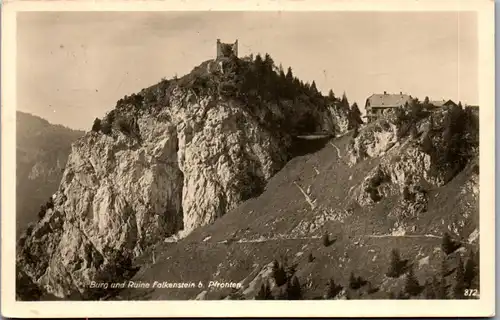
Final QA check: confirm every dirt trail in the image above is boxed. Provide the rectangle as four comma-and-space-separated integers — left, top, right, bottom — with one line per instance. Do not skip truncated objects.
329, 141, 342, 159
363, 234, 440, 239
214, 233, 441, 245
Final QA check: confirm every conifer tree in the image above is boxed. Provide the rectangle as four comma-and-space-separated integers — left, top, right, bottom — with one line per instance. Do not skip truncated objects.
442, 232, 456, 255
431, 275, 443, 299
307, 253, 314, 263
438, 258, 450, 299
424, 96, 430, 105
437, 278, 448, 299
263, 53, 274, 72
324, 278, 342, 299
464, 250, 477, 288
328, 89, 335, 100
404, 266, 421, 296
440, 257, 449, 278
453, 256, 466, 299
92, 118, 101, 132
285, 67, 294, 82
286, 276, 302, 300
272, 260, 287, 287
386, 248, 404, 278
348, 272, 363, 290
310, 81, 318, 94
424, 278, 436, 299
255, 280, 273, 300
349, 102, 363, 128
322, 233, 330, 247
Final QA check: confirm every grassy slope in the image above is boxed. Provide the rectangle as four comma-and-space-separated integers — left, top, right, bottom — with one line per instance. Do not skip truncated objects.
112, 128, 478, 300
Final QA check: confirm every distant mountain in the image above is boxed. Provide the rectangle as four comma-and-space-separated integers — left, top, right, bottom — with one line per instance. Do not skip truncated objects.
16, 111, 84, 238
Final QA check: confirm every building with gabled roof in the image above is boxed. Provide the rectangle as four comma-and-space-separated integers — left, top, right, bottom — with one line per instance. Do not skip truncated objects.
426, 99, 457, 111
364, 91, 413, 122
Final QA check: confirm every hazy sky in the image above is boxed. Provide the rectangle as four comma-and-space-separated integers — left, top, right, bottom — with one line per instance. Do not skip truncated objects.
17, 11, 478, 130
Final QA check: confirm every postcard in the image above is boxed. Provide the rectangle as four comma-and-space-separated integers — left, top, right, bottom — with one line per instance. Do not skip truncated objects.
1, 0, 495, 317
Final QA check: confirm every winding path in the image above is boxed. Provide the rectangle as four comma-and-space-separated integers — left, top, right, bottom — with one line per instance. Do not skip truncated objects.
214, 233, 441, 245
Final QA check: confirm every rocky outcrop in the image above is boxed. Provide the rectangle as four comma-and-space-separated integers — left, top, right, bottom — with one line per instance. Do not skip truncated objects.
17, 58, 356, 300
347, 106, 479, 235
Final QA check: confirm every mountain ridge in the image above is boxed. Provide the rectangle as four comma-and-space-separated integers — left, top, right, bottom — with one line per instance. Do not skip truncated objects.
16, 53, 478, 301
16, 111, 85, 238
16, 53, 361, 300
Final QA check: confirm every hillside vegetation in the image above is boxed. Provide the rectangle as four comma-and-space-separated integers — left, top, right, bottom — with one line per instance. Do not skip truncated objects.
16, 53, 478, 301
113, 103, 479, 300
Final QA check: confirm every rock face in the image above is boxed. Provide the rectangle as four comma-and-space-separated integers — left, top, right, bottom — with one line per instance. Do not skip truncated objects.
17, 57, 356, 299
111, 104, 478, 302
347, 106, 479, 235
16, 111, 84, 238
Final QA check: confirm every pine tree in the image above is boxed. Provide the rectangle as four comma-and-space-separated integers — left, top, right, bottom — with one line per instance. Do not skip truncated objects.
310, 81, 318, 94
438, 258, 450, 299
424, 278, 436, 299
440, 256, 448, 276
349, 272, 362, 290
38, 204, 47, 220
431, 275, 444, 299
341, 92, 349, 108
255, 280, 273, 300
404, 266, 421, 296
91, 118, 101, 132
442, 232, 458, 255
437, 278, 448, 299
285, 67, 294, 82
285, 263, 297, 281
272, 260, 287, 287
349, 102, 363, 128
328, 89, 335, 100
453, 256, 466, 299
278, 63, 284, 73
464, 250, 477, 288
307, 253, 314, 263
386, 248, 404, 278
286, 276, 302, 300
263, 53, 274, 72
322, 233, 330, 247
324, 278, 342, 299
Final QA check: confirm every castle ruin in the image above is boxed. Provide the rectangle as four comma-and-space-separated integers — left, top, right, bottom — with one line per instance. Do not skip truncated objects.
216, 39, 238, 59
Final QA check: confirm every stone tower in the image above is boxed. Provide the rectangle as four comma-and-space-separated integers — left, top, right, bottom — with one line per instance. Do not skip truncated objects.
216, 39, 238, 59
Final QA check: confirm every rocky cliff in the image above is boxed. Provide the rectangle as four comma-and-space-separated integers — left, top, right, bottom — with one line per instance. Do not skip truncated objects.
16, 55, 358, 300
16, 111, 84, 238
112, 104, 478, 301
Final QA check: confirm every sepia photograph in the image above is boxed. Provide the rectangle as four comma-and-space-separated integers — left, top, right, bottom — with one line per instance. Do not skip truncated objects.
1, 0, 495, 318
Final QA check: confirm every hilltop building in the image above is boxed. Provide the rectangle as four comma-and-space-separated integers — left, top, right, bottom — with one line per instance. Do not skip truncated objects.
216, 39, 238, 59
364, 91, 413, 122
426, 99, 457, 111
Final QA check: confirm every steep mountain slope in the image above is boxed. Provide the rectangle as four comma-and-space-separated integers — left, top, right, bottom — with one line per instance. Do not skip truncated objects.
16, 54, 359, 300
16, 111, 84, 238
114, 106, 479, 300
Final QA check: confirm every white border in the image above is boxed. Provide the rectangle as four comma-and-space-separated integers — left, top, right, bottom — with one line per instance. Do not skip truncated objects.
1, 0, 495, 318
